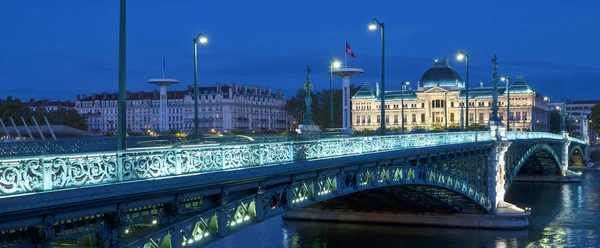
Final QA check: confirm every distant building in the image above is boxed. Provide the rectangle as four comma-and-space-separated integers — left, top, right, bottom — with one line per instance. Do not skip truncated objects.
351, 59, 550, 132
549, 100, 599, 143
28, 99, 75, 112
74, 82, 287, 134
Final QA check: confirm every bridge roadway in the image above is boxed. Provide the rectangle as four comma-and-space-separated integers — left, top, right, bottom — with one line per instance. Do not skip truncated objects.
0, 130, 588, 247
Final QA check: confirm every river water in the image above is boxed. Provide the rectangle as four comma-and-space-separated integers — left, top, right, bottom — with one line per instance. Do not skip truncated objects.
209, 171, 600, 248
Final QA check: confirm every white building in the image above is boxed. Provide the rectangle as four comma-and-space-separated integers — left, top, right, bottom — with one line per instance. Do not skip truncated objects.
27, 99, 75, 112
74, 83, 287, 134
351, 59, 550, 132
549, 100, 599, 143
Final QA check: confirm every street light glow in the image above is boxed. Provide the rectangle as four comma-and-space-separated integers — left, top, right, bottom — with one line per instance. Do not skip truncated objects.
543, 96, 549, 101
332, 60, 341, 69
456, 53, 465, 61
368, 23, 377, 31
199, 36, 208, 44
556, 106, 561, 110
500, 76, 506, 82
405, 81, 410, 86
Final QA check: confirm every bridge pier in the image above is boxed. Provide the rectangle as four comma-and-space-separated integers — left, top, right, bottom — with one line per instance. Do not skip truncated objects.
560, 132, 571, 176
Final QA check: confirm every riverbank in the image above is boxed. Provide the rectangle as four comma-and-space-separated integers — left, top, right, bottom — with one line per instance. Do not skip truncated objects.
283, 207, 530, 230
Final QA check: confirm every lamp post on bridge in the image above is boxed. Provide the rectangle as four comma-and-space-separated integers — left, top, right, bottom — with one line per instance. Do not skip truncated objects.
460, 102, 465, 130
457, 51, 469, 130
444, 91, 449, 130
543, 96, 550, 132
401, 80, 409, 133
329, 60, 341, 129
117, 0, 127, 151
193, 33, 208, 138
488, 54, 502, 127
501, 75, 511, 129
369, 18, 386, 135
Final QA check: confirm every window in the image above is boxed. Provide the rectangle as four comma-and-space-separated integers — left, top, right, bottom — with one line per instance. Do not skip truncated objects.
421, 113, 425, 123
385, 115, 389, 123
367, 116, 371, 123
377, 115, 380, 123
394, 115, 398, 123
421, 103, 425, 108
412, 114, 417, 123
450, 113, 455, 122
451, 102, 454, 108
356, 115, 360, 124
516, 112, 521, 120
479, 113, 484, 123
469, 113, 474, 122
523, 112, 528, 120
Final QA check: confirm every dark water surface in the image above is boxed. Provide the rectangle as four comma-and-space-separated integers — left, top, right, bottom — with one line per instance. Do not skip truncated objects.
209, 172, 600, 248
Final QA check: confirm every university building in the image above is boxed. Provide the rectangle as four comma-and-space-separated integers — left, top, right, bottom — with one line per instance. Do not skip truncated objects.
351, 59, 550, 132
74, 81, 288, 134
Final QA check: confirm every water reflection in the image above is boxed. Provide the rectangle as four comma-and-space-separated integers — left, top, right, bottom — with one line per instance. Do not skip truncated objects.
209, 172, 600, 248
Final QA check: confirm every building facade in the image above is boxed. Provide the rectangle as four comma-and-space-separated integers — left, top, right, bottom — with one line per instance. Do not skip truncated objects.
27, 99, 75, 112
74, 83, 287, 134
549, 100, 599, 143
351, 59, 550, 132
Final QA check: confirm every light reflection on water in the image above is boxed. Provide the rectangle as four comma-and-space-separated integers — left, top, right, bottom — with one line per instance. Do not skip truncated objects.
209, 172, 600, 248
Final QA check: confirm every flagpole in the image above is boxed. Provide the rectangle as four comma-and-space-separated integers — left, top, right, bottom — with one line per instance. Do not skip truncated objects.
344, 40, 347, 68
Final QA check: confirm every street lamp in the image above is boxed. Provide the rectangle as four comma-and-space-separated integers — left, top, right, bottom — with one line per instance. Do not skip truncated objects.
457, 51, 469, 130
329, 60, 341, 129
543, 96, 550, 132
460, 102, 465, 130
444, 92, 449, 130
370, 18, 386, 134
401, 80, 409, 133
501, 76, 511, 130
193, 33, 208, 138
117, 0, 127, 151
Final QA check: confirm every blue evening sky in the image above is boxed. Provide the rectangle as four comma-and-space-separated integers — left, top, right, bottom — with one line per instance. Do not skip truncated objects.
1, 0, 599, 102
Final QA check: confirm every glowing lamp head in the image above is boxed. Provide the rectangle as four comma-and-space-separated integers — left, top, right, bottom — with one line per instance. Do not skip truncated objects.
456, 52, 465, 61
332, 60, 341, 69
556, 106, 561, 110
543, 96, 549, 101
368, 23, 377, 31
198, 36, 208, 44
500, 77, 506, 82
405, 81, 410, 86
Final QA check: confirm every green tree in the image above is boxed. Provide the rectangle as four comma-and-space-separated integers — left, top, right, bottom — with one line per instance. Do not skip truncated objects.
285, 85, 359, 128
590, 103, 600, 133
0, 96, 87, 130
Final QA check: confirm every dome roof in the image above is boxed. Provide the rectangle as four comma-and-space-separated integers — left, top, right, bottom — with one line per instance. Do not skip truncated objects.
419, 59, 463, 88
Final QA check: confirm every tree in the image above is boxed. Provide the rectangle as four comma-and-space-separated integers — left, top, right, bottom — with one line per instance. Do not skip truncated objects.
590, 103, 600, 133
284, 85, 360, 128
0, 96, 87, 130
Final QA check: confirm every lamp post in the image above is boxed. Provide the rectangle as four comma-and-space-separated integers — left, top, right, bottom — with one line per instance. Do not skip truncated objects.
501, 76, 510, 129
531, 90, 535, 132
117, 0, 127, 151
460, 102, 465, 130
370, 19, 386, 134
543, 96, 550, 132
193, 33, 208, 138
456, 51, 469, 130
444, 91, 449, 130
330, 60, 341, 129
401, 80, 409, 133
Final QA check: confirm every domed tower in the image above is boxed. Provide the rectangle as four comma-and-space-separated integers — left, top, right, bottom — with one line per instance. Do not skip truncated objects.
419, 59, 463, 88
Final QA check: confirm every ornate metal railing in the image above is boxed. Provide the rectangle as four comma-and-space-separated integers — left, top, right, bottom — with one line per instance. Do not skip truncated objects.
505, 131, 586, 145
0, 132, 493, 196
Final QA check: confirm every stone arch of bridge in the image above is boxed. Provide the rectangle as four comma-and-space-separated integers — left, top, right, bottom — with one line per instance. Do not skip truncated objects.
129, 166, 492, 248
505, 143, 562, 190
568, 145, 585, 167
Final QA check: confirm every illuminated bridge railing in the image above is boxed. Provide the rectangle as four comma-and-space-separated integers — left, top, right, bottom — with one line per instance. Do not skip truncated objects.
0, 132, 494, 197
505, 131, 586, 145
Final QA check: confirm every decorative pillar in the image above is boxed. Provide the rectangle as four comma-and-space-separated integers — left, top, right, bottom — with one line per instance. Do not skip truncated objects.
488, 55, 502, 127
487, 141, 511, 212
560, 132, 571, 176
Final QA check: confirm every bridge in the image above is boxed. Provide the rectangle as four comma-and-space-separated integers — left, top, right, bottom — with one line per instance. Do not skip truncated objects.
0, 129, 588, 247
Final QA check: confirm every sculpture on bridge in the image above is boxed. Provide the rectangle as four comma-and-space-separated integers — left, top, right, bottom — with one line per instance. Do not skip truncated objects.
296, 66, 321, 139
303, 66, 314, 125
488, 54, 502, 127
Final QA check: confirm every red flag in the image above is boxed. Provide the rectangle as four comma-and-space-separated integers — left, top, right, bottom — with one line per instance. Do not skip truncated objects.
346, 42, 356, 58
